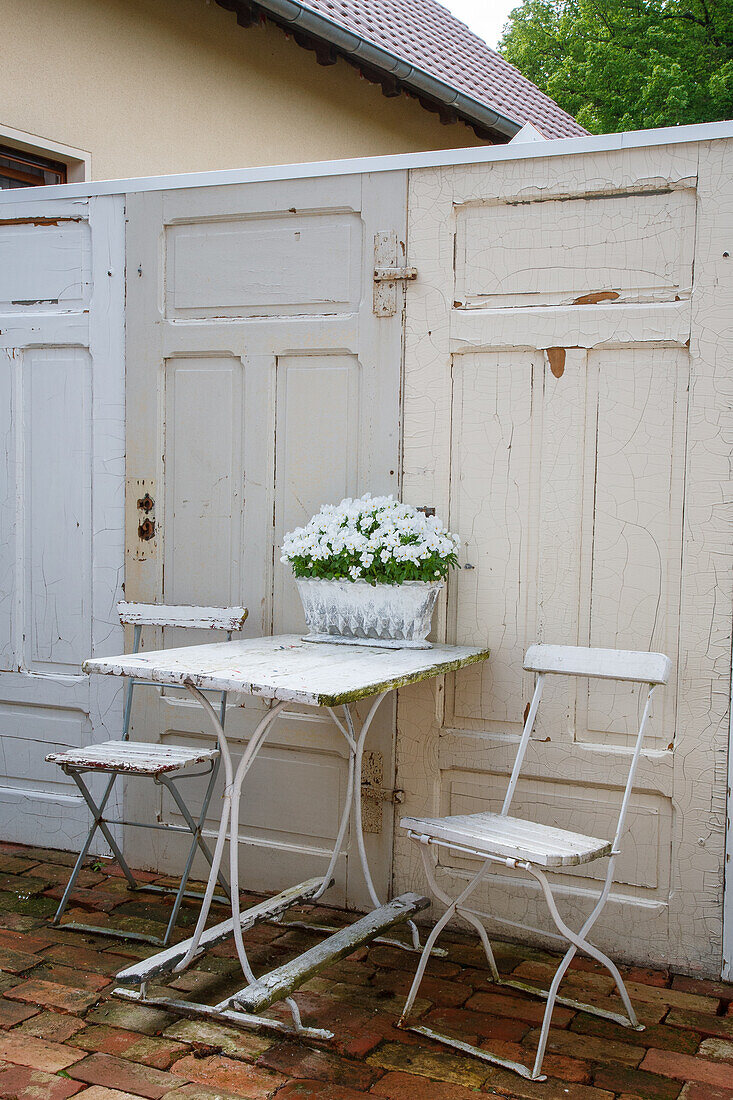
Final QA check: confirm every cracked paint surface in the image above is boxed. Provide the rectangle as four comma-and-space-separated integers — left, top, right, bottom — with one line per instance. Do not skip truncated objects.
0, 193, 125, 853
394, 140, 732, 977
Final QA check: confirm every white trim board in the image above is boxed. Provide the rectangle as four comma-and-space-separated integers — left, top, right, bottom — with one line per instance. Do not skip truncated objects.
0, 124, 91, 183
723, 632, 733, 980
0, 119, 732, 203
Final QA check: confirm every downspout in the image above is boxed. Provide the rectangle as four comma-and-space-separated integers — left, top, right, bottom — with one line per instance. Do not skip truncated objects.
221, 0, 522, 140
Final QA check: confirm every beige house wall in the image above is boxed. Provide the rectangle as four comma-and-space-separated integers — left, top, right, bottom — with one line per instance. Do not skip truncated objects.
3, 0, 485, 182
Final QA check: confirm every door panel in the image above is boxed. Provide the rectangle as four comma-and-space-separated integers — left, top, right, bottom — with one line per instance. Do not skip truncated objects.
274, 353, 361, 636
26, 348, 92, 672
454, 188, 695, 308
165, 213, 362, 317
0, 196, 125, 847
125, 171, 406, 907
163, 356, 246, 643
0, 220, 91, 311
583, 347, 685, 748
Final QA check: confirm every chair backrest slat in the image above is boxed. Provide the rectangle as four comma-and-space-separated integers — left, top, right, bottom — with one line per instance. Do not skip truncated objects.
502, 643, 671, 825
116, 603, 247, 741
117, 602, 248, 632
523, 644, 670, 685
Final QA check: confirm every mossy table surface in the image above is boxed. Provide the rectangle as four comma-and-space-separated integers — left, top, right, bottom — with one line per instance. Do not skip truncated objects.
83, 634, 490, 706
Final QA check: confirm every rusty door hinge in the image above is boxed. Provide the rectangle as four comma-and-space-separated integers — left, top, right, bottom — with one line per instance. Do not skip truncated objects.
361, 750, 404, 832
373, 231, 417, 317
126, 477, 157, 562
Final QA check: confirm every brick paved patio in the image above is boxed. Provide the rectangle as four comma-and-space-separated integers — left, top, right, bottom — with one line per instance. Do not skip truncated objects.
0, 842, 729, 1099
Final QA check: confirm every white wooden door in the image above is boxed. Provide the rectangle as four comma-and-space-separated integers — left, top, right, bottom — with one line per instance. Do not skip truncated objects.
125, 170, 407, 908
396, 139, 733, 974
0, 193, 125, 849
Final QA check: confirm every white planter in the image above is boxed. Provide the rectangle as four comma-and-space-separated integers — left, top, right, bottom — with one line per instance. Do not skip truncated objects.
295, 577, 443, 648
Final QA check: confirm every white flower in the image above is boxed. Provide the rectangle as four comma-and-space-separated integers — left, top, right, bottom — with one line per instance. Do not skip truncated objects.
281, 493, 459, 584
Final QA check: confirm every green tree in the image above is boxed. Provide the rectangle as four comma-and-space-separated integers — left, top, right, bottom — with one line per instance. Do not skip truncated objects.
500, 0, 733, 132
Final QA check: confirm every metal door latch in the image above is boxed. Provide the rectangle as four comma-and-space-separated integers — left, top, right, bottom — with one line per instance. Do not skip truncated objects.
373, 266, 418, 282
373, 231, 417, 317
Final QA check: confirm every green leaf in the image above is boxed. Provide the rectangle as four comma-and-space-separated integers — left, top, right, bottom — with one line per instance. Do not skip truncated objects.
500, 0, 733, 132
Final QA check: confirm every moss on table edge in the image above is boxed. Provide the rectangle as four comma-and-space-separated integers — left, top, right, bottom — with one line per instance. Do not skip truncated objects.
83, 646, 491, 708
316, 647, 491, 707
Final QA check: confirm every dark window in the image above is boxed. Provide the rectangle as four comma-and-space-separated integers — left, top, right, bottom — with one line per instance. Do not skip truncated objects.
0, 144, 67, 189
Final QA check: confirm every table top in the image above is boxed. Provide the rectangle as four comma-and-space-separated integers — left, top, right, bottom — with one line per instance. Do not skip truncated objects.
83, 634, 490, 707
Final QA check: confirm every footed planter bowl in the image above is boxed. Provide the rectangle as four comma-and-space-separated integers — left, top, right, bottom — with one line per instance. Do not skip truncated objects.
296, 577, 443, 648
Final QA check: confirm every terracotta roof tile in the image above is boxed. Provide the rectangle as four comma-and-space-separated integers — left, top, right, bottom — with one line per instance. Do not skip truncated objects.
297, 0, 586, 138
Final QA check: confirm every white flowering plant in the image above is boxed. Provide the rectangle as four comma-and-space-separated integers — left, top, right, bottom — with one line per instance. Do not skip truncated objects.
281, 494, 460, 585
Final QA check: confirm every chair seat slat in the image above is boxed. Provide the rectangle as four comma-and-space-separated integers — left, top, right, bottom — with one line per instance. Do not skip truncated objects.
401, 812, 612, 868
46, 741, 218, 775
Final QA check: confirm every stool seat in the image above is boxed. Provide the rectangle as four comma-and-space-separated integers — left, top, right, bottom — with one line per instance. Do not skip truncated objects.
46, 602, 246, 948
47, 741, 219, 776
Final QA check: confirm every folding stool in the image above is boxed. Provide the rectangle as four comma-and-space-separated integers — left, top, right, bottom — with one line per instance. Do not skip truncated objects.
399, 643, 671, 1081
47, 602, 248, 946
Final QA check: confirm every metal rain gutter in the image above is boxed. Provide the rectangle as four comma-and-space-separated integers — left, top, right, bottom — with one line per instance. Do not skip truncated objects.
220, 0, 522, 139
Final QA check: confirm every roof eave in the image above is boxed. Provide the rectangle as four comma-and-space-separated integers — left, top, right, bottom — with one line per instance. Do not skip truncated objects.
215, 0, 523, 139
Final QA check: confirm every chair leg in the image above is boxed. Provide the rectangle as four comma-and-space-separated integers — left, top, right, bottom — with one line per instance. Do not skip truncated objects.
399, 905, 456, 1022
161, 760, 231, 898
400, 848, 641, 1082
399, 853, 493, 1025
69, 769, 138, 888
418, 842, 500, 982
398, 853, 547, 1081
188, 755, 231, 900
53, 771, 126, 925
525, 863, 642, 1030
530, 943, 579, 1077
489, 863, 643, 1081
156, 764, 230, 947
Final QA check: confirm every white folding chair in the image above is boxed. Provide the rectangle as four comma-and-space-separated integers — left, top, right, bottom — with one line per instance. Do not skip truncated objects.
47, 602, 248, 946
399, 644, 671, 1082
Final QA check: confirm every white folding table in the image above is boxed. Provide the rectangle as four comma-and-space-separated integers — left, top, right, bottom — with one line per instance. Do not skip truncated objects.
82, 634, 490, 1039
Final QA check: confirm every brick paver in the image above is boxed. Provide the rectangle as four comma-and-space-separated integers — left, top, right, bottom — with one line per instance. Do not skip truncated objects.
698, 1036, 733, 1062
68, 1051, 185, 1097
0, 998, 39, 1028
0, 1028, 86, 1072
17, 1009, 87, 1042
275, 1083, 372, 1100
161, 1087, 283, 1100
0, 842, 728, 1100
0, 1060, 85, 1097
78, 1089, 159, 1100
258, 1041, 379, 1089
641, 1047, 733, 1088
679, 1086, 733, 1100
6, 977, 102, 1013
370, 1071, 493, 1100
169, 1053, 286, 1096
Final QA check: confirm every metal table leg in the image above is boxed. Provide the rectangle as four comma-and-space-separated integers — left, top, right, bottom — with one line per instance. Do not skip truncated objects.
112, 683, 429, 1037
282, 695, 442, 954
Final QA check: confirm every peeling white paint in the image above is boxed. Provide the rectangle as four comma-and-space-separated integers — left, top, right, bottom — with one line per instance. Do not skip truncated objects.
396, 136, 733, 978
0, 194, 125, 848
3, 129, 730, 978
83, 635, 490, 708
